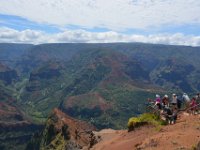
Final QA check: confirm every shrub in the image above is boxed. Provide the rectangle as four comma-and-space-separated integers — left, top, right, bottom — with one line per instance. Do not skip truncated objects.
127, 113, 165, 132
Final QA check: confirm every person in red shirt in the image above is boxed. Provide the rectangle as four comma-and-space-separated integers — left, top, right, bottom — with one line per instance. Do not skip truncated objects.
190, 97, 197, 115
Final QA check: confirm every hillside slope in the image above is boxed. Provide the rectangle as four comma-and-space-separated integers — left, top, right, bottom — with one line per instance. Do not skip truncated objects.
1, 43, 200, 149
27, 108, 97, 150
1, 43, 200, 128
0, 84, 43, 150
92, 113, 200, 150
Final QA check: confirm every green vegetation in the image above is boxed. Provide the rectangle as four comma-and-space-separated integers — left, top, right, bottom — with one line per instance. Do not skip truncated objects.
1, 43, 200, 149
37, 114, 70, 150
0, 123, 43, 150
127, 113, 166, 132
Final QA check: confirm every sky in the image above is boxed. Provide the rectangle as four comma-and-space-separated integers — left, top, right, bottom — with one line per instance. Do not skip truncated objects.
0, 0, 200, 46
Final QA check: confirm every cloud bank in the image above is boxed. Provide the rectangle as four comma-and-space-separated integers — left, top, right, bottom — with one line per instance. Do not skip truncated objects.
0, 0, 200, 31
0, 27, 200, 46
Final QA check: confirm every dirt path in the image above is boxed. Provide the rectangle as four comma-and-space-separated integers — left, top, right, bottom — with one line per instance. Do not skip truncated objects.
92, 113, 200, 150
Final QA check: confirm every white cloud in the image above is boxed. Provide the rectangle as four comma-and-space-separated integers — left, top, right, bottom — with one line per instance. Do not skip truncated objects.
0, 27, 43, 43
0, 0, 200, 30
0, 27, 200, 46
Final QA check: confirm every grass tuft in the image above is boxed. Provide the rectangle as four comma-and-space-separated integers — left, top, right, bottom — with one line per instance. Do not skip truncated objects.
127, 113, 166, 132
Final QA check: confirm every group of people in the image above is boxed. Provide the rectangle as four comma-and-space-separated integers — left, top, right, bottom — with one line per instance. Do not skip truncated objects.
148, 93, 200, 124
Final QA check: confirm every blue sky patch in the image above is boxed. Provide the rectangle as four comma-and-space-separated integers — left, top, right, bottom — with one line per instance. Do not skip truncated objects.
0, 14, 60, 33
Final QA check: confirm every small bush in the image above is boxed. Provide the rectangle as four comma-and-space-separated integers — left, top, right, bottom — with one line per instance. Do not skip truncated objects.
127, 113, 165, 132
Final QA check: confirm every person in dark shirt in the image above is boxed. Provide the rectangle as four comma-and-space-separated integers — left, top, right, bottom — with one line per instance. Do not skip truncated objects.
162, 94, 169, 108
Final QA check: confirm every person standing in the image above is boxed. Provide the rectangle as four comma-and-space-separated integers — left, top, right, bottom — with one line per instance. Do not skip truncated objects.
162, 94, 170, 108
155, 94, 162, 110
195, 93, 200, 105
171, 107, 178, 124
190, 97, 198, 115
182, 93, 190, 109
171, 94, 177, 108
177, 95, 182, 109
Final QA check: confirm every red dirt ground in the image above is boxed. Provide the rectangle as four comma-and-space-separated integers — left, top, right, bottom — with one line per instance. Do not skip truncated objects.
92, 113, 200, 150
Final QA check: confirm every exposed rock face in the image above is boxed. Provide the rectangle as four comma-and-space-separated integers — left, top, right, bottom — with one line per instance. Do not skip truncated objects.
26, 62, 61, 92
0, 101, 23, 122
0, 99, 43, 150
0, 63, 18, 84
0, 88, 22, 123
31, 108, 97, 150
0, 121, 43, 150
1, 43, 200, 150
